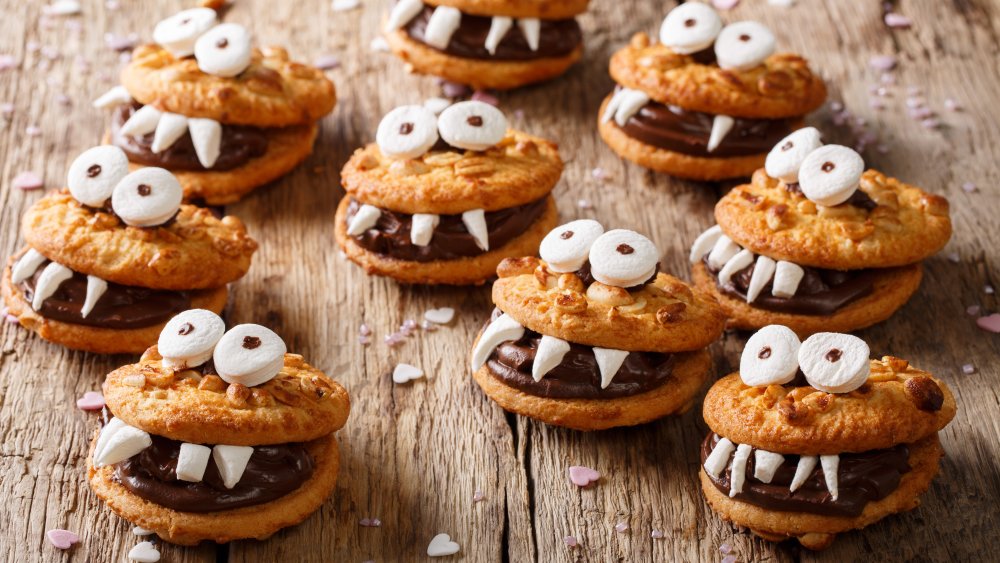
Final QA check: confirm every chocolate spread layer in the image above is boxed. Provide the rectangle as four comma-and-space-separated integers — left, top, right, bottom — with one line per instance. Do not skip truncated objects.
484, 310, 675, 399
701, 433, 910, 518
405, 5, 582, 60
704, 256, 878, 316
20, 262, 191, 329
111, 103, 269, 171
346, 197, 547, 262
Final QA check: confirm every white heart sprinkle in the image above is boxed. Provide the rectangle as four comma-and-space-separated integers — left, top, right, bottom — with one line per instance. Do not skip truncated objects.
427, 533, 460, 556
128, 541, 160, 562
424, 307, 455, 325
392, 363, 424, 384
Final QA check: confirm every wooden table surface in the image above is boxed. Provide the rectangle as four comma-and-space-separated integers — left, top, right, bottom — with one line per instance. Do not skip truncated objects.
1, 0, 998, 561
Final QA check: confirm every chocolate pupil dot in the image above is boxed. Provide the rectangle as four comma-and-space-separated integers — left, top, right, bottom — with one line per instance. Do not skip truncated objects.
181, 18, 191, 24
758, 346, 772, 360
243, 336, 262, 349
825, 348, 843, 362
822, 161, 836, 172
87, 164, 102, 177
137, 184, 152, 196
684, 18, 696, 27
217, 38, 229, 49
560, 230, 574, 240
739, 34, 751, 42
467, 115, 483, 127
616, 243, 635, 255
178, 322, 194, 336
781, 142, 793, 152
399, 122, 414, 135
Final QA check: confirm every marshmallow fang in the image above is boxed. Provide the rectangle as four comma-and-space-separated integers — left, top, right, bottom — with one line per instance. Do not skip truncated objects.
718, 248, 753, 285
11, 249, 46, 284
93, 423, 152, 467
517, 18, 540, 51
120, 105, 162, 137
93, 417, 127, 464
613, 89, 650, 127
706, 235, 740, 270
212, 445, 254, 489
532, 335, 570, 382
347, 204, 382, 236
31, 262, 73, 311
386, 0, 424, 31
745, 255, 776, 303
689, 225, 723, 263
789, 455, 818, 492
484, 17, 512, 55
175, 443, 212, 482
81, 276, 108, 318
704, 437, 735, 479
593, 347, 629, 389
707, 115, 734, 153
471, 313, 524, 370
729, 444, 752, 497
462, 209, 489, 251
188, 118, 222, 168
424, 6, 462, 50
410, 213, 439, 246
821, 454, 840, 500
92, 85, 132, 109
151, 113, 188, 154
753, 450, 785, 483
771, 261, 804, 298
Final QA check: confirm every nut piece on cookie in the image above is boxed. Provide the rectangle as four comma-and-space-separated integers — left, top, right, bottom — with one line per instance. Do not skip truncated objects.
92, 9, 337, 204
87, 310, 350, 546
597, 4, 827, 181
382, 0, 590, 90
690, 130, 952, 336
470, 220, 726, 431
1, 147, 257, 355
699, 325, 956, 550
335, 101, 563, 285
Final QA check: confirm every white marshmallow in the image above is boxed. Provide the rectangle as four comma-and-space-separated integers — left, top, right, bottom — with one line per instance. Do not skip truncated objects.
151, 112, 188, 153
765, 127, 823, 183
689, 225, 723, 263
714, 21, 775, 71
600, 88, 626, 123
127, 541, 160, 563
93, 417, 127, 464
213, 324, 287, 387
386, 0, 424, 31
67, 145, 130, 207
707, 115, 734, 153
484, 16, 512, 55
410, 213, 439, 246
194, 23, 253, 78
188, 118, 222, 168
153, 8, 217, 58
158, 309, 226, 370
532, 335, 570, 382
798, 332, 870, 394
93, 424, 152, 467
798, 144, 865, 206
11, 249, 47, 284
539, 219, 604, 273
588, 229, 659, 288
821, 454, 840, 500
92, 85, 132, 109
120, 105, 162, 137
81, 276, 107, 318
376, 105, 439, 159
471, 313, 524, 370
111, 168, 183, 227
729, 444, 752, 497
31, 262, 73, 311
461, 209, 489, 251
704, 437, 735, 479
745, 255, 776, 303
423, 97, 451, 115
212, 444, 254, 489
438, 101, 507, 151
175, 443, 212, 482
659, 2, 723, 55
706, 235, 740, 270
789, 455, 818, 492
517, 18, 540, 51
347, 204, 382, 236
740, 324, 801, 387
753, 450, 785, 483
717, 248, 754, 285
392, 363, 425, 384
593, 347, 629, 389
423, 6, 462, 50
771, 261, 804, 298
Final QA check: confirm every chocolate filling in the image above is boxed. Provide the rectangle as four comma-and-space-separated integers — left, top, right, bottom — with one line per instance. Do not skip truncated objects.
111, 102, 269, 171
404, 5, 582, 61
19, 261, 191, 329
346, 197, 547, 262
484, 309, 675, 399
704, 256, 878, 316
701, 433, 910, 518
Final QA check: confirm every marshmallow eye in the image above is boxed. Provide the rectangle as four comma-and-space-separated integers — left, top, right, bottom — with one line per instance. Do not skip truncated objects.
539, 220, 605, 273
764, 127, 823, 184
437, 101, 508, 151
798, 145, 865, 207
587, 229, 659, 288
714, 21, 776, 71
194, 23, 253, 78
111, 168, 183, 227
375, 105, 440, 160
67, 146, 130, 207
798, 332, 871, 394
158, 309, 225, 369
739, 325, 801, 386
212, 324, 287, 387
659, 3, 723, 55
153, 8, 217, 58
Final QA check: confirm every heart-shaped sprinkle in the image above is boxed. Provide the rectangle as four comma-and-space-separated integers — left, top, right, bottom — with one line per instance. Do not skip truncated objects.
13, 171, 44, 190
76, 391, 105, 410
46, 529, 79, 550
392, 363, 424, 384
424, 307, 455, 325
427, 533, 460, 557
128, 541, 160, 562
568, 465, 600, 487
132, 526, 154, 536
976, 313, 1000, 333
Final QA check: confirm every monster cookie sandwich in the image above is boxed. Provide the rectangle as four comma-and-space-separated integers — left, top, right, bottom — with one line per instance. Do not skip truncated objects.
599, 3, 826, 180
690, 129, 952, 336
700, 325, 956, 549
1, 147, 257, 354
93, 8, 336, 204
88, 310, 351, 545
470, 220, 726, 430
383, 0, 588, 90
336, 100, 561, 285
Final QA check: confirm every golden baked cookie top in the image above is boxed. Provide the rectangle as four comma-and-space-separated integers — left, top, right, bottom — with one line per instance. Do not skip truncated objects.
423, 0, 589, 19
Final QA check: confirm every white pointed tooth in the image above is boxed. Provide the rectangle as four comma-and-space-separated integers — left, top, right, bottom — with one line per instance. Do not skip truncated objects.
820, 454, 840, 500
689, 225, 723, 263
188, 118, 222, 168
461, 209, 489, 251
532, 335, 570, 382
80, 275, 108, 318
31, 262, 73, 311
718, 249, 754, 285
151, 112, 188, 153
176, 443, 212, 483
753, 450, 785, 483
93, 424, 151, 467
704, 437, 735, 479
517, 18, 540, 51
386, 0, 424, 31
729, 444, 753, 497
484, 16, 512, 55
771, 261, 805, 298
471, 313, 524, 370
601, 89, 627, 124
347, 204, 382, 236
746, 256, 777, 303
706, 235, 740, 270
92, 85, 133, 109
120, 105, 162, 137
424, 6, 462, 50
93, 417, 127, 463
593, 347, 629, 389
410, 213, 439, 247
707, 115, 735, 153
11, 249, 46, 284
212, 445, 254, 489
614, 89, 650, 127
789, 455, 818, 492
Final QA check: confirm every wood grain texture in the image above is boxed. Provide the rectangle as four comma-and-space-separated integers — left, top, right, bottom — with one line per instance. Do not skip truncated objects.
0, 0, 997, 561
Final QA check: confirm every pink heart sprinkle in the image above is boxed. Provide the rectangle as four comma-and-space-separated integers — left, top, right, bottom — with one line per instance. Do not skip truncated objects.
46, 529, 79, 549
12, 171, 43, 190
76, 391, 105, 411
470, 90, 499, 107
869, 55, 897, 71
884, 13, 912, 28
976, 314, 1000, 333
712, 0, 740, 9
568, 465, 600, 487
